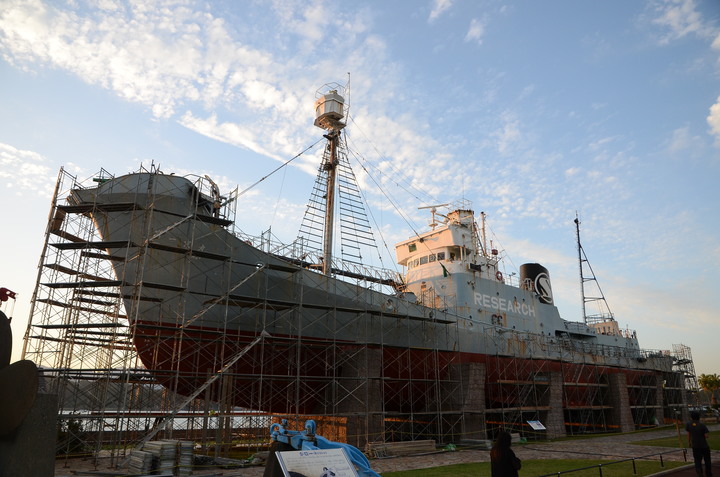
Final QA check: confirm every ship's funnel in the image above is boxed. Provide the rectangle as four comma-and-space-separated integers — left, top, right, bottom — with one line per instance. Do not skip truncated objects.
520, 263, 553, 305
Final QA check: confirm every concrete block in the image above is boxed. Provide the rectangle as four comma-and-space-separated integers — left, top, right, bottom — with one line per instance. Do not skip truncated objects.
0, 393, 58, 477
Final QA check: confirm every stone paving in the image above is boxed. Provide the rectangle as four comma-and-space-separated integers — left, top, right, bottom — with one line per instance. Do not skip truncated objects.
55, 424, 719, 476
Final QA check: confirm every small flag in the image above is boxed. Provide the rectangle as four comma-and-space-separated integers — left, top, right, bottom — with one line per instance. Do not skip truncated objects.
440, 263, 450, 277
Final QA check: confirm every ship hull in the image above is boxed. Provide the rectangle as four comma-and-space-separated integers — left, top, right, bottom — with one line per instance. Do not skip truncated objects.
72, 172, 677, 418
132, 319, 666, 417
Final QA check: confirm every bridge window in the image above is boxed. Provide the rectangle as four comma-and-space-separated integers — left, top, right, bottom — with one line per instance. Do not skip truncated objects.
429, 254, 436, 262
437, 252, 445, 260
420, 256, 428, 265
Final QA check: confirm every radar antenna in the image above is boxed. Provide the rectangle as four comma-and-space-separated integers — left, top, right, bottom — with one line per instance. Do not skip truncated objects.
418, 203, 449, 229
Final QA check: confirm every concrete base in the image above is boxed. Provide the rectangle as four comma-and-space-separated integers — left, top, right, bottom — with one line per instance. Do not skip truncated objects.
337, 348, 384, 448
609, 373, 635, 433
546, 371, 567, 439
450, 362, 487, 440
0, 393, 58, 477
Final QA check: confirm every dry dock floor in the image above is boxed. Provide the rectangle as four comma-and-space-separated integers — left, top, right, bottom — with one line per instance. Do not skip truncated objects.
55, 424, 719, 476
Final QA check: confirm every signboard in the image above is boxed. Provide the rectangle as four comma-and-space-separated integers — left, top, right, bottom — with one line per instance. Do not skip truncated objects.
527, 420, 546, 430
276, 448, 359, 477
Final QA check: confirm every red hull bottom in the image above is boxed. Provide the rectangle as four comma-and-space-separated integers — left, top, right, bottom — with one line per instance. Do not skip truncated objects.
133, 321, 658, 415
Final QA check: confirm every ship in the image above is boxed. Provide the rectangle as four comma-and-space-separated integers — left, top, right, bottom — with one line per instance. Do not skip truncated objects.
53, 87, 688, 443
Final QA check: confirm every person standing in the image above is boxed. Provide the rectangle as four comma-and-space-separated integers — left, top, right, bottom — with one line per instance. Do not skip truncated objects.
686, 411, 712, 476
490, 430, 521, 477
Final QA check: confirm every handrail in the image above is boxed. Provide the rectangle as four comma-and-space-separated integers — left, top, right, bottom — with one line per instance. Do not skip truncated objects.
235, 231, 402, 289
536, 448, 687, 476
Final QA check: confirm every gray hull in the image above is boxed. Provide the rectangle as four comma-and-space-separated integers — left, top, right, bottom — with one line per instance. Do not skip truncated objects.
70, 172, 676, 415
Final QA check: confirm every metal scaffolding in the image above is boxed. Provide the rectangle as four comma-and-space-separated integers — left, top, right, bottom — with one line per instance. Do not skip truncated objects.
22, 166, 692, 473
672, 344, 698, 407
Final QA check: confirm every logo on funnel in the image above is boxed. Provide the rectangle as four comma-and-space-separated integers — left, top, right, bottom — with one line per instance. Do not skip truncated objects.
534, 272, 553, 304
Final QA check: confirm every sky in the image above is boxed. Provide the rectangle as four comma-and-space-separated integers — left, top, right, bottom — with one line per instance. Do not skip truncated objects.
0, 0, 719, 378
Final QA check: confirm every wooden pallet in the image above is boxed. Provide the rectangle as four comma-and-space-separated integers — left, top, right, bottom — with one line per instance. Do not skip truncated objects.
367, 439, 437, 457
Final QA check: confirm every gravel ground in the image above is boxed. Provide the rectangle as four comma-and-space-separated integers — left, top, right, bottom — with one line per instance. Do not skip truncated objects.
55, 424, 719, 476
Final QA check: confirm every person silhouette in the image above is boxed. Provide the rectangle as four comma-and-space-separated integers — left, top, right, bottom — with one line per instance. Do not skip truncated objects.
490, 430, 521, 477
686, 410, 712, 477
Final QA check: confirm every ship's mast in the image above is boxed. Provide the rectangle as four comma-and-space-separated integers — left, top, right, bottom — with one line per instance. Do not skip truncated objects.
314, 89, 346, 275
322, 131, 338, 276
575, 213, 615, 324
575, 214, 588, 323
481, 211, 488, 258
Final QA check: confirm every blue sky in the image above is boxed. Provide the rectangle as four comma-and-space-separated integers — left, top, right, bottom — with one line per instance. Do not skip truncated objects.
1, 0, 719, 377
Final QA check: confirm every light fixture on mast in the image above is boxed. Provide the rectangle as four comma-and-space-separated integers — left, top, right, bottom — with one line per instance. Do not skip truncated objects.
314, 89, 346, 131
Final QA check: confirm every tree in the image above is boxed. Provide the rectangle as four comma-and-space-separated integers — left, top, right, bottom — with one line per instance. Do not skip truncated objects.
698, 373, 720, 407
57, 417, 87, 456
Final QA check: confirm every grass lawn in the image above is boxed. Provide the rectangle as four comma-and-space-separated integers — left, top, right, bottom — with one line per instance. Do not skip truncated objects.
632, 432, 720, 449
380, 458, 688, 476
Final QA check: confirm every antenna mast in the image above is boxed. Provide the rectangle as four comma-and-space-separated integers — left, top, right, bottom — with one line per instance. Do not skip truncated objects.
575, 213, 615, 324
314, 87, 346, 275
481, 212, 488, 258
575, 214, 588, 323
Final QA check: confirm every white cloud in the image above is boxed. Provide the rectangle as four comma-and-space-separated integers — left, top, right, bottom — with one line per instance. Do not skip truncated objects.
668, 126, 701, 154
178, 112, 285, 165
464, 17, 486, 45
565, 167, 581, 177
0, 1, 420, 178
0, 0, 283, 119
650, 0, 710, 44
0, 142, 55, 197
292, 2, 329, 42
588, 136, 616, 151
0, 1, 469, 218
270, 0, 332, 48
428, 0, 453, 23
492, 113, 521, 155
708, 96, 720, 147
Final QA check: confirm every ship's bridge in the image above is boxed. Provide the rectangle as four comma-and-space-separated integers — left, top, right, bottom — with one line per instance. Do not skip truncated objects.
395, 208, 502, 288
396, 209, 476, 267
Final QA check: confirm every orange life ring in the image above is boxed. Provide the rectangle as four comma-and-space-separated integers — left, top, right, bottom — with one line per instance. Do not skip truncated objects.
496, 271, 503, 281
